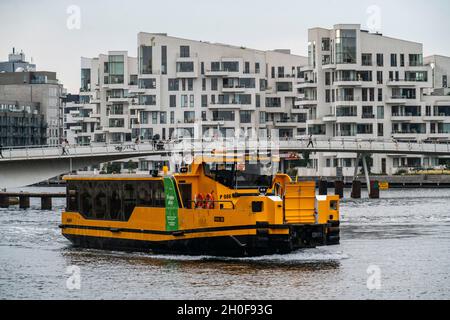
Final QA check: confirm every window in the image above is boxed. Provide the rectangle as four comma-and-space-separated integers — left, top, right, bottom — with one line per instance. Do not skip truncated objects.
409, 54, 423, 67
169, 95, 176, 108
376, 53, 384, 67
189, 95, 194, 107
212, 110, 235, 121
390, 54, 397, 67
400, 54, 405, 67
378, 89, 383, 102
151, 112, 158, 124
168, 79, 179, 91
256, 94, 260, 108
222, 61, 239, 72
108, 55, 124, 84
325, 72, 331, 85
322, 38, 330, 51
201, 95, 208, 108
278, 67, 285, 78
161, 46, 167, 75
181, 95, 188, 108
211, 78, 218, 91
139, 46, 152, 74
443, 75, 448, 88
81, 68, 91, 92
244, 62, 250, 74
377, 71, 383, 84
240, 111, 251, 123
176, 62, 194, 72
271, 66, 275, 79
202, 78, 206, 91
184, 111, 195, 123
362, 54, 372, 66
160, 112, 167, 124
335, 29, 357, 64
188, 78, 194, 91
255, 63, 260, 74
138, 95, 156, 105
138, 78, 156, 89
378, 123, 384, 137
259, 112, 266, 124
201, 62, 205, 75
180, 46, 190, 58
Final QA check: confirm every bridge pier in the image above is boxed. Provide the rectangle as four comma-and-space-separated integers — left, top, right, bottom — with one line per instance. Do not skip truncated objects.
0, 195, 9, 208
41, 196, 52, 210
19, 196, 30, 209
334, 180, 344, 199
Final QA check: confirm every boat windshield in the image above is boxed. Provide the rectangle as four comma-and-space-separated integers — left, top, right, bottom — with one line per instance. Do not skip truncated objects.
204, 161, 273, 190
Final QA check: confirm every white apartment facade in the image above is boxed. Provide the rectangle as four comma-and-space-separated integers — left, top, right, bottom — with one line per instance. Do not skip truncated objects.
66, 52, 138, 145
134, 33, 308, 143
298, 24, 450, 176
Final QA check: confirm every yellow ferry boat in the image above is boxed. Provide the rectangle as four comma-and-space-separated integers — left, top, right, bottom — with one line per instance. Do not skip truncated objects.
60, 155, 340, 257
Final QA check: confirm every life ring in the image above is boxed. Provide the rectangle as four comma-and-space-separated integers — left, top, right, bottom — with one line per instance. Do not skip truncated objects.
205, 193, 215, 209
194, 193, 204, 209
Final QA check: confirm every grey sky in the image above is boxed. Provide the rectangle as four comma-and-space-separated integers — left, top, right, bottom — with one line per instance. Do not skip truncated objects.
1, 0, 449, 93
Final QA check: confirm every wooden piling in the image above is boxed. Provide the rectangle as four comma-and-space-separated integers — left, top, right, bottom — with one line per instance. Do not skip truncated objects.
319, 179, 328, 195
351, 180, 362, 199
369, 181, 380, 199
334, 180, 344, 199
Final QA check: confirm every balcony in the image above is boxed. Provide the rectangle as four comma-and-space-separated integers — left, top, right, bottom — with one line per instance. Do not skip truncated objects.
201, 119, 226, 126
295, 98, 318, 107
334, 80, 363, 87
295, 80, 317, 89
209, 102, 242, 110
386, 79, 428, 87
222, 85, 247, 93
386, 96, 409, 104
205, 69, 230, 77
361, 113, 376, 119
323, 115, 337, 122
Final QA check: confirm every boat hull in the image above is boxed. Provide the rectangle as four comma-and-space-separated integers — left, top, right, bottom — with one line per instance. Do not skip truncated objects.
62, 223, 339, 257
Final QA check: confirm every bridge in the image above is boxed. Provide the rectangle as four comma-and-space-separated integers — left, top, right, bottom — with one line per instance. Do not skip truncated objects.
1, 138, 449, 189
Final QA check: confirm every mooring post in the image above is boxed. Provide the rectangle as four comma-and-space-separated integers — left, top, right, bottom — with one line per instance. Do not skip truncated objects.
319, 179, 328, 195
41, 196, 52, 210
351, 180, 362, 199
0, 195, 9, 208
19, 196, 30, 209
369, 181, 380, 199
334, 180, 344, 199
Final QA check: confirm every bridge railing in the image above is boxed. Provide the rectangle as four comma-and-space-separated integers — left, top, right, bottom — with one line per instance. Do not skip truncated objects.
1, 138, 450, 161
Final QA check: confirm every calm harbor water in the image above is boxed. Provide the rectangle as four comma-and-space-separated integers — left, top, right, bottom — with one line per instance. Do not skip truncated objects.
0, 187, 449, 300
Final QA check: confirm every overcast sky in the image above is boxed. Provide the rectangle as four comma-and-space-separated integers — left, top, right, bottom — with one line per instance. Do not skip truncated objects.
1, 0, 449, 93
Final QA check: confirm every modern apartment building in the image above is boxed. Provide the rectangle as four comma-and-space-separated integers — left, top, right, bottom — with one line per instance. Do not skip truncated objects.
134, 33, 308, 142
0, 71, 65, 146
298, 24, 450, 176
0, 100, 46, 147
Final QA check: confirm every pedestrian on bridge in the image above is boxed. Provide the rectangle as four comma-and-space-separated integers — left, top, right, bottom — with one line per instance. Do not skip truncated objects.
307, 134, 314, 148
0, 143, 3, 158
61, 140, 68, 156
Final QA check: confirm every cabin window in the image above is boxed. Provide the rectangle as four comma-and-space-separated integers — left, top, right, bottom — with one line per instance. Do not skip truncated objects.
109, 182, 122, 221
67, 182, 78, 211
94, 189, 107, 219
123, 183, 136, 220
67, 180, 167, 221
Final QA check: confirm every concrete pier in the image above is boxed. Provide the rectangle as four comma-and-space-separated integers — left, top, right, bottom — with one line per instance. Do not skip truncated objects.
0, 195, 9, 208
41, 197, 53, 210
19, 196, 30, 209
0, 192, 64, 210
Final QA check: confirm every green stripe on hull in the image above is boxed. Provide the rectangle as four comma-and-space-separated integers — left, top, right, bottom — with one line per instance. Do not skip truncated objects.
163, 176, 179, 231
